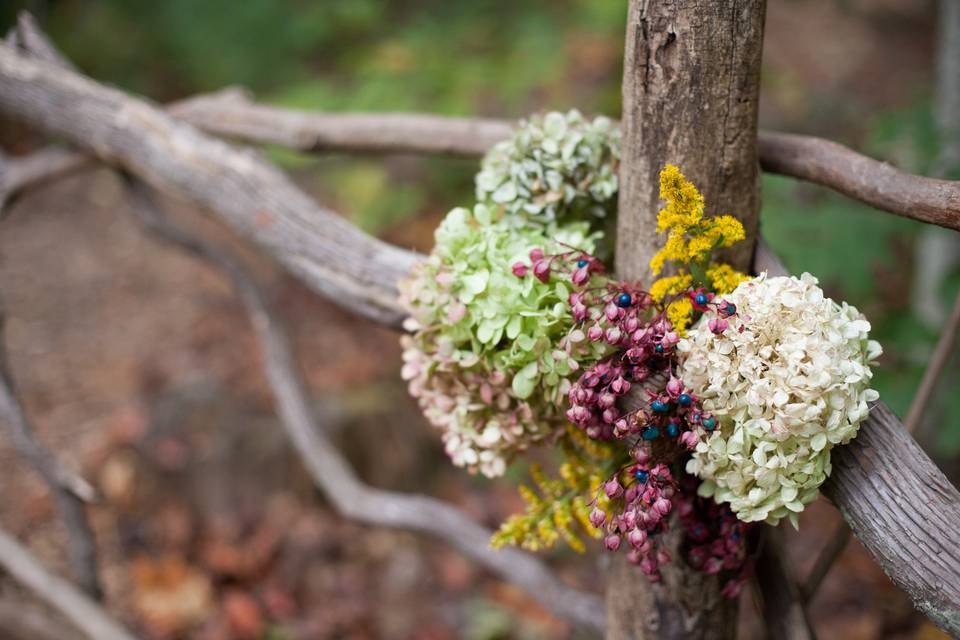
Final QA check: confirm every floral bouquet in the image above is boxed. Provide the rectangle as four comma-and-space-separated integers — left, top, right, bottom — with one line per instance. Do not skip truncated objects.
398, 111, 881, 595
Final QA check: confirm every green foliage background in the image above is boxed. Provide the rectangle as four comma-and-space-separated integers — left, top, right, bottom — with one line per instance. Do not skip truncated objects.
3, 0, 958, 453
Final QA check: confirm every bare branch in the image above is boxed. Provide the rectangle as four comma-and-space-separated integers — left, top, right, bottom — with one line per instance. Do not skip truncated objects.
755, 240, 960, 636
757, 132, 960, 232
5, 11, 77, 71
799, 523, 850, 603
0, 43, 419, 329
0, 308, 102, 597
905, 287, 960, 433
121, 176, 605, 633
753, 527, 816, 640
169, 92, 513, 157
0, 527, 136, 640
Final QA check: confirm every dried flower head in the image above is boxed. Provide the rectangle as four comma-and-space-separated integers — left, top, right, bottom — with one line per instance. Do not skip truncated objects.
475, 110, 620, 224
399, 204, 608, 476
679, 273, 882, 525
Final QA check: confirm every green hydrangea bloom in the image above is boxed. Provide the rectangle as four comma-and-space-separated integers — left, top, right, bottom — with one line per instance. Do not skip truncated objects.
399, 204, 610, 477
475, 110, 620, 224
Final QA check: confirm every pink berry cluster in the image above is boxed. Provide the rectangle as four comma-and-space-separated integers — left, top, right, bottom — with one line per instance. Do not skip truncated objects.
512, 246, 749, 594
591, 458, 677, 581
676, 474, 752, 598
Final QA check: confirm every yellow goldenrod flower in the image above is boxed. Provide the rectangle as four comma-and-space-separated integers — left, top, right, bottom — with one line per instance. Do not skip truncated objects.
666, 297, 694, 335
706, 263, 751, 294
650, 272, 694, 302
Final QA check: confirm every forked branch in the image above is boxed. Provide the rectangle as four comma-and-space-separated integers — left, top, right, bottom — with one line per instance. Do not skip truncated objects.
121, 176, 606, 633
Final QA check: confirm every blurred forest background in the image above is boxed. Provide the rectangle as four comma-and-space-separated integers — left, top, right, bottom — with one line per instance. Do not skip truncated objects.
0, 0, 957, 639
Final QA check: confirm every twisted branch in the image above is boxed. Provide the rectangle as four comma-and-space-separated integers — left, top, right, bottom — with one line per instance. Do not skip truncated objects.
121, 175, 605, 632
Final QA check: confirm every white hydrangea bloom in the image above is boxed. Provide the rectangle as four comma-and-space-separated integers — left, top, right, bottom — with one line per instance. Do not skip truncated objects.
475, 110, 619, 224
678, 273, 882, 526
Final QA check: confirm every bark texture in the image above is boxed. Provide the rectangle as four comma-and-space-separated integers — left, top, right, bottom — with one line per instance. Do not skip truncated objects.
615, 0, 765, 285
608, 1, 766, 638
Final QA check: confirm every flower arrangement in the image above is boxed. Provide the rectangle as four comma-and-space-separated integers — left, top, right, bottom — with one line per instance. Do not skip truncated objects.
399, 111, 881, 596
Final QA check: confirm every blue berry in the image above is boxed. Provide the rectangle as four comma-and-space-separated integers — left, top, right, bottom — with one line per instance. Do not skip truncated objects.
725, 303, 736, 315
577, 259, 589, 268
616, 292, 633, 307
695, 293, 709, 306
641, 426, 661, 441
634, 469, 649, 483
678, 393, 693, 407
655, 344, 665, 354
651, 400, 668, 412
702, 416, 717, 431
666, 422, 680, 438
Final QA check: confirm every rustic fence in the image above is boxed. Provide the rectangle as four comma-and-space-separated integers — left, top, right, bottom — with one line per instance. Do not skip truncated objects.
1, 4, 959, 638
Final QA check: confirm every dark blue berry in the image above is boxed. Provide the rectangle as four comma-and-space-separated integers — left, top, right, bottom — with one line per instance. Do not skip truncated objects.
641, 426, 661, 441
655, 344, 665, 354
678, 393, 693, 407
651, 400, 668, 412
702, 416, 717, 431
725, 303, 736, 315
577, 259, 589, 268
634, 469, 649, 483
616, 292, 632, 307
666, 422, 680, 438
695, 293, 709, 306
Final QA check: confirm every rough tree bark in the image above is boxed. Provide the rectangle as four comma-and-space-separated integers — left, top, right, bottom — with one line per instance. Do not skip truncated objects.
609, 1, 766, 639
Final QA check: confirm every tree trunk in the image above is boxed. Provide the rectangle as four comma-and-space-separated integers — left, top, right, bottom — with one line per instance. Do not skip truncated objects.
608, 1, 766, 638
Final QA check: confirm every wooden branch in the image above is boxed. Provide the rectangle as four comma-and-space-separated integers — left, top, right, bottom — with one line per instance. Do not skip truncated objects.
121, 176, 605, 633
758, 132, 960, 232
0, 307, 102, 598
799, 523, 850, 603
754, 240, 960, 636
169, 92, 513, 157
905, 287, 960, 432
0, 43, 418, 329
0, 527, 136, 640
753, 527, 817, 640
4, 11, 77, 71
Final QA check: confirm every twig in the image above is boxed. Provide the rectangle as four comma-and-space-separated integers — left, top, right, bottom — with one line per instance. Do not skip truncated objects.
5, 12, 76, 71
754, 527, 817, 640
799, 524, 851, 603
120, 176, 606, 633
905, 252, 960, 433
0, 527, 136, 640
0, 309, 102, 598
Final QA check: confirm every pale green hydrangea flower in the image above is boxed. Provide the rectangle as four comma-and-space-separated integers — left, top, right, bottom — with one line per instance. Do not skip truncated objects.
399, 203, 610, 477
475, 110, 620, 224
679, 273, 882, 526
